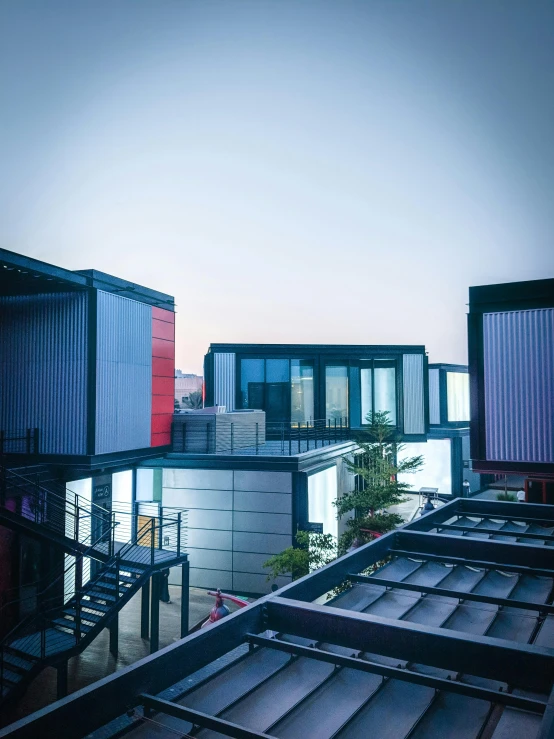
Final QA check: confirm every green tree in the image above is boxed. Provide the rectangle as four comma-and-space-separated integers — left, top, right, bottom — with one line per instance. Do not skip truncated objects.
182, 389, 203, 410
336, 410, 424, 552
263, 530, 337, 582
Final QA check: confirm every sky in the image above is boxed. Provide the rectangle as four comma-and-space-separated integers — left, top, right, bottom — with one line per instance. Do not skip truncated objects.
1, 1, 553, 374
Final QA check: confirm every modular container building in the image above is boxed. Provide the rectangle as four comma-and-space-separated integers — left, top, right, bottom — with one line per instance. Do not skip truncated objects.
0, 248, 175, 471
468, 277, 554, 486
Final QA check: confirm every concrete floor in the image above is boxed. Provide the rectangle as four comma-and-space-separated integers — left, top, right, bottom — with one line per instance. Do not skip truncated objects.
1, 585, 244, 727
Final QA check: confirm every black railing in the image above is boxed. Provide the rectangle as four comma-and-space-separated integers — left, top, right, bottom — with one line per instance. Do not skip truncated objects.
0, 429, 40, 455
171, 417, 351, 456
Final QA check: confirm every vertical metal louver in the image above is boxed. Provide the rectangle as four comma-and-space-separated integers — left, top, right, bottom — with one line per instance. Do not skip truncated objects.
403, 354, 425, 434
428, 368, 440, 425
484, 308, 554, 463
213, 353, 236, 411
0, 292, 88, 454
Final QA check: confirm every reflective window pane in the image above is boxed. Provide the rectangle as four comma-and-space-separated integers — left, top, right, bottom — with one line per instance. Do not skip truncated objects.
374, 365, 396, 424
360, 367, 372, 424
325, 366, 348, 423
240, 359, 264, 409
291, 360, 314, 424
266, 359, 289, 383
447, 372, 470, 422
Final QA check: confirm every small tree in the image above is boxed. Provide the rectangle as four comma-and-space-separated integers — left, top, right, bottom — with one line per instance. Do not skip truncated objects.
263, 530, 337, 582
182, 389, 203, 410
336, 410, 423, 552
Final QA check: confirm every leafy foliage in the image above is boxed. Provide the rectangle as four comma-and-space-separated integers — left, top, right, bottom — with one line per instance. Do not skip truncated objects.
496, 491, 517, 502
335, 410, 423, 552
263, 530, 337, 581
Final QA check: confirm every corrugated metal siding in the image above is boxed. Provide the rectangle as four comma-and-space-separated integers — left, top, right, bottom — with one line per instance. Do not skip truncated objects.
95, 291, 152, 454
403, 354, 425, 434
0, 292, 88, 454
428, 368, 440, 425
484, 309, 554, 463
213, 352, 236, 411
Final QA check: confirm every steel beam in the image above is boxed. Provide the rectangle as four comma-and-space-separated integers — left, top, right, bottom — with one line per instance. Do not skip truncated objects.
139, 694, 276, 738
435, 523, 554, 541
349, 574, 554, 614
264, 597, 554, 693
0, 604, 264, 739
395, 530, 554, 572
459, 499, 554, 523
388, 548, 554, 579
246, 634, 547, 714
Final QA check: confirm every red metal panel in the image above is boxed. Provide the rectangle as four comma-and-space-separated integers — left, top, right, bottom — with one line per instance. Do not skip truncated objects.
152, 357, 174, 378
152, 414, 172, 434
152, 376, 174, 396
152, 307, 175, 324
151, 431, 172, 446
152, 337, 175, 360
152, 319, 175, 341
152, 395, 174, 414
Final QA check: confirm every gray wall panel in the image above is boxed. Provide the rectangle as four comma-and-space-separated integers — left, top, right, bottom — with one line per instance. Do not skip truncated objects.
0, 292, 88, 454
95, 291, 151, 454
233, 531, 292, 554
429, 368, 441, 425
234, 491, 292, 514
185, 529, 233, 551
233, 511, 292, 535
186, 509, 233, 530
163, 468, 234, 490
189, 569, 232, 590
233, 572, 291, 594
234, 470, 292, 493
484, 309, 554, 463
213, 352, 236, 411
163, 488, 233, 511
233, 552, 276, 574
186, 548, 232, 571
403, 354, 426, 434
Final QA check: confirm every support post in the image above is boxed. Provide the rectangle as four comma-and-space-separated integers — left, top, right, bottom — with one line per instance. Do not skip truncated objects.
56, 661, 68, 700
181, 560, 189, 638
141, 579, 150, 639
109, 612, 119, 657
150, 573, 160, 653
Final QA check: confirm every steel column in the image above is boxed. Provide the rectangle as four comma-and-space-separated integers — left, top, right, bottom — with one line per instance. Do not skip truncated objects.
181, 560, 189, 638
56, 661, 68, 700
141, 579, 150, 639
150, 572, 160, 653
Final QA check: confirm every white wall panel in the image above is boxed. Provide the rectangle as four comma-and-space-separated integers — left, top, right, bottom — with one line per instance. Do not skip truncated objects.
429, 369, 440, 425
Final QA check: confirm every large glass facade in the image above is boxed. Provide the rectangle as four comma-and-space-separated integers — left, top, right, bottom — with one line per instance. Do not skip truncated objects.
360, 360, 396, 425
291, 360, 314, 424
325, 366, 348, 422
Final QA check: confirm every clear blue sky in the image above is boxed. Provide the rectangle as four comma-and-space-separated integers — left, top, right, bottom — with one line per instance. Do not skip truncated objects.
1, 0, 553, 374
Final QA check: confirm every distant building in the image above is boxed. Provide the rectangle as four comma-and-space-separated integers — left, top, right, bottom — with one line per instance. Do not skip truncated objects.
468, 277, 554, 502
175, 372, 203, 408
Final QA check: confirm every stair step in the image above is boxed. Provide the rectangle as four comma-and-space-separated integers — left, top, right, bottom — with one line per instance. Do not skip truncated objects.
118, 565, 147, 575
87, 590, 117, 603
103, 572, 138, 584
94, 581, 129, 593
2, 646, 39, 666
0, 668, 23, 685
63, 608, 103, 624
1, 651, 34, 674
52, 618, 92, 634
79, 599, 111, 613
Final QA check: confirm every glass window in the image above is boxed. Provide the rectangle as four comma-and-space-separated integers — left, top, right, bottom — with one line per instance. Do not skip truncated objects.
291, 360, 314, 424
374, 364, 396, 424
266, 359, 289, 383
360, 367, 372, 424
325, 366, 348, 423
240, 359, 264, 409
447, 372, 470, 422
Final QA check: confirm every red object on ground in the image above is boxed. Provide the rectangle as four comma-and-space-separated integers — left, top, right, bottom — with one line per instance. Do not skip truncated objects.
201, 589, 249, 628
359, 528, 383, 538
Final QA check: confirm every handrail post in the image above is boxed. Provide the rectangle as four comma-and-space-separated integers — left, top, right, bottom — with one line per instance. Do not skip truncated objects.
151, 518, 155, 566
298, 422, 301, 454
177, 512, 182, 557
75, 556, 83, 644
75, 507, 79, 544
255, 423, 259, 455
230, 422, 234, 454
40, 617, 46, 659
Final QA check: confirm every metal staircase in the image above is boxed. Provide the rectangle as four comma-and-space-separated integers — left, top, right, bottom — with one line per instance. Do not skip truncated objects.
0, 466, 188, 707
